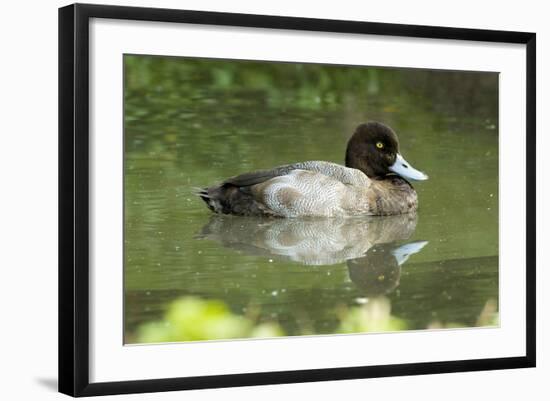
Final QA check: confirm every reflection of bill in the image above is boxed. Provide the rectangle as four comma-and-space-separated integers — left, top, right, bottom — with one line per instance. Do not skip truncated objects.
197, 214, 428, 295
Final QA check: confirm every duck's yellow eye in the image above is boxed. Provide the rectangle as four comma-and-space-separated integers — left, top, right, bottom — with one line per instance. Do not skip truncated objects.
376, 142, 384, 149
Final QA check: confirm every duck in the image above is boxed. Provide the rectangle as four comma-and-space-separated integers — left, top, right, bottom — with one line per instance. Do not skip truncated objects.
197, 122, 428, 217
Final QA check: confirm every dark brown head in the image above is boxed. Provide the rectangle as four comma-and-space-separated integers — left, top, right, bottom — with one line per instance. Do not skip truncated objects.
345, 122, 428, 181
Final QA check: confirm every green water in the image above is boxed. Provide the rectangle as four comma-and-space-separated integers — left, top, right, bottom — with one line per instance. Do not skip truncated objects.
124, 55, 499, 343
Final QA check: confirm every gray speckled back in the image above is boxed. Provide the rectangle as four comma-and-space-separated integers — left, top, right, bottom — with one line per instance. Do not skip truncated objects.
251, 163, 373, 217
287, 161, 372, 188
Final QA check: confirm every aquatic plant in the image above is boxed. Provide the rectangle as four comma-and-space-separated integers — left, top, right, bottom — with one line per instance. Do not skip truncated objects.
337, 297, 407, 334
136, 296, 284, 343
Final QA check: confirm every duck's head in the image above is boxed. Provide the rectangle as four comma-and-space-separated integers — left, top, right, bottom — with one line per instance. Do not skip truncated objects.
345, 122, 428, 181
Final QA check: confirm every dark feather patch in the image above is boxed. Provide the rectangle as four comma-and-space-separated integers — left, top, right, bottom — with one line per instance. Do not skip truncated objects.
223, 164, 298, 188
197, 163, 306, 217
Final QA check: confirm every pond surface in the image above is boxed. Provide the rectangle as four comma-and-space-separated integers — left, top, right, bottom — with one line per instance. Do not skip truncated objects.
124, 56, 499, 343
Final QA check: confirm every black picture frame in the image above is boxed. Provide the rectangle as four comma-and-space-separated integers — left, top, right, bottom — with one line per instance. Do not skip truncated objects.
59, 3, 536, 397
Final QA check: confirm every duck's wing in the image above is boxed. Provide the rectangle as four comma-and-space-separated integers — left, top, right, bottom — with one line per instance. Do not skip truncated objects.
224, 161, 371, 189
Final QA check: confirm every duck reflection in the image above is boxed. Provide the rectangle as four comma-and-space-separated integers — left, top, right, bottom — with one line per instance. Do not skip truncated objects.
198, 214, 428, 295
347, 240, 428, 296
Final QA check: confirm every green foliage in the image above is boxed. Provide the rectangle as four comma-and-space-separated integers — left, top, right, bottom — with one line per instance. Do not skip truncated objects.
134, 296, 412, 343
337, 297, 407, 334
136, 297, 275, 343
475, 298, 499, 327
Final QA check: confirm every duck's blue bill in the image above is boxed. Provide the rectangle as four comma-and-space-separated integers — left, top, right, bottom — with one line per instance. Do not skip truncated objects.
389, 153, 429, 181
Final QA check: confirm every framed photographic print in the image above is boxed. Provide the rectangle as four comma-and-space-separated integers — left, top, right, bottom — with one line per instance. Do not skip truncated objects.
58, 3, 536, 397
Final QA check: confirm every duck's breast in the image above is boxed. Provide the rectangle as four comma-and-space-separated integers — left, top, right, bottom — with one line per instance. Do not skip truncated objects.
365, 178, 418, 215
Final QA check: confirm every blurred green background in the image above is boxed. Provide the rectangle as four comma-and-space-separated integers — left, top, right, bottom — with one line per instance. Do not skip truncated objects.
124, 55, 499, 343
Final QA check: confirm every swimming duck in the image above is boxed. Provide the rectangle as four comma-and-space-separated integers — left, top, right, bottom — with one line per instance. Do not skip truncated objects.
198, 122, 428, 217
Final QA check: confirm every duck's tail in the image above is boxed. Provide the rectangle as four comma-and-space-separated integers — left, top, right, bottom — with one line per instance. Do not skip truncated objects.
194, 184, 275, 217
193, 186, 224, 213
192, 186, 210, 200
